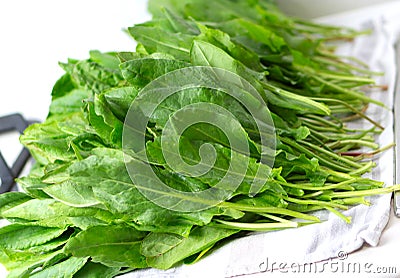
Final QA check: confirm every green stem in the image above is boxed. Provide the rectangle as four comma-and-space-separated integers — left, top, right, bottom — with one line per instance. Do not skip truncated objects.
317, 50, 371, 68
301, 191, 324, 199
312, 56, 383, 76
329, 184, 400, 199
303, 122, 345, 133
214, 219, 298, 231
351, 143, 395, 160
348, 161, 375, 175
327, 139, 379, 150
317, 128, 376, 142
323, 206, 352, 223
263, 82, 331, 115
276, 180, 355, 191
310, 74, 385, 107
337, 197, 370, 206
310, 98, 384, 129
317, 71, 375, 84
301, 114, 344, 129
220, 202, 320, 222
283, 196, 349, 210
279, 136, 354, 172
307, 129, 331, 142
258, 213, 294, 223
298, 139, 364, 169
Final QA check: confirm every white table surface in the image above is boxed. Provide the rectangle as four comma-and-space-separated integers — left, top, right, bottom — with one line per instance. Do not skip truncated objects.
1, 1, 400, 277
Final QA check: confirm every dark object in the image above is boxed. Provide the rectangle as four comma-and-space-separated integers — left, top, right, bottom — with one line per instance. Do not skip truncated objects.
393, 41, 400, 217
0, 114, 36, 193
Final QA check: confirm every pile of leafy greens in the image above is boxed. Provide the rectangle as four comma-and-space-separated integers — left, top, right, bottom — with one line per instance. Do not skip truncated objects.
1, 0, 399, 277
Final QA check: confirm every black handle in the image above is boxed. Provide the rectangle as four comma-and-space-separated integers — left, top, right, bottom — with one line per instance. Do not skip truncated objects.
0, 113, 38, 193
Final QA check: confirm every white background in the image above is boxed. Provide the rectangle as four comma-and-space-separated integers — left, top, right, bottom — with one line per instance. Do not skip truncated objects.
0, 0, 150, 122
